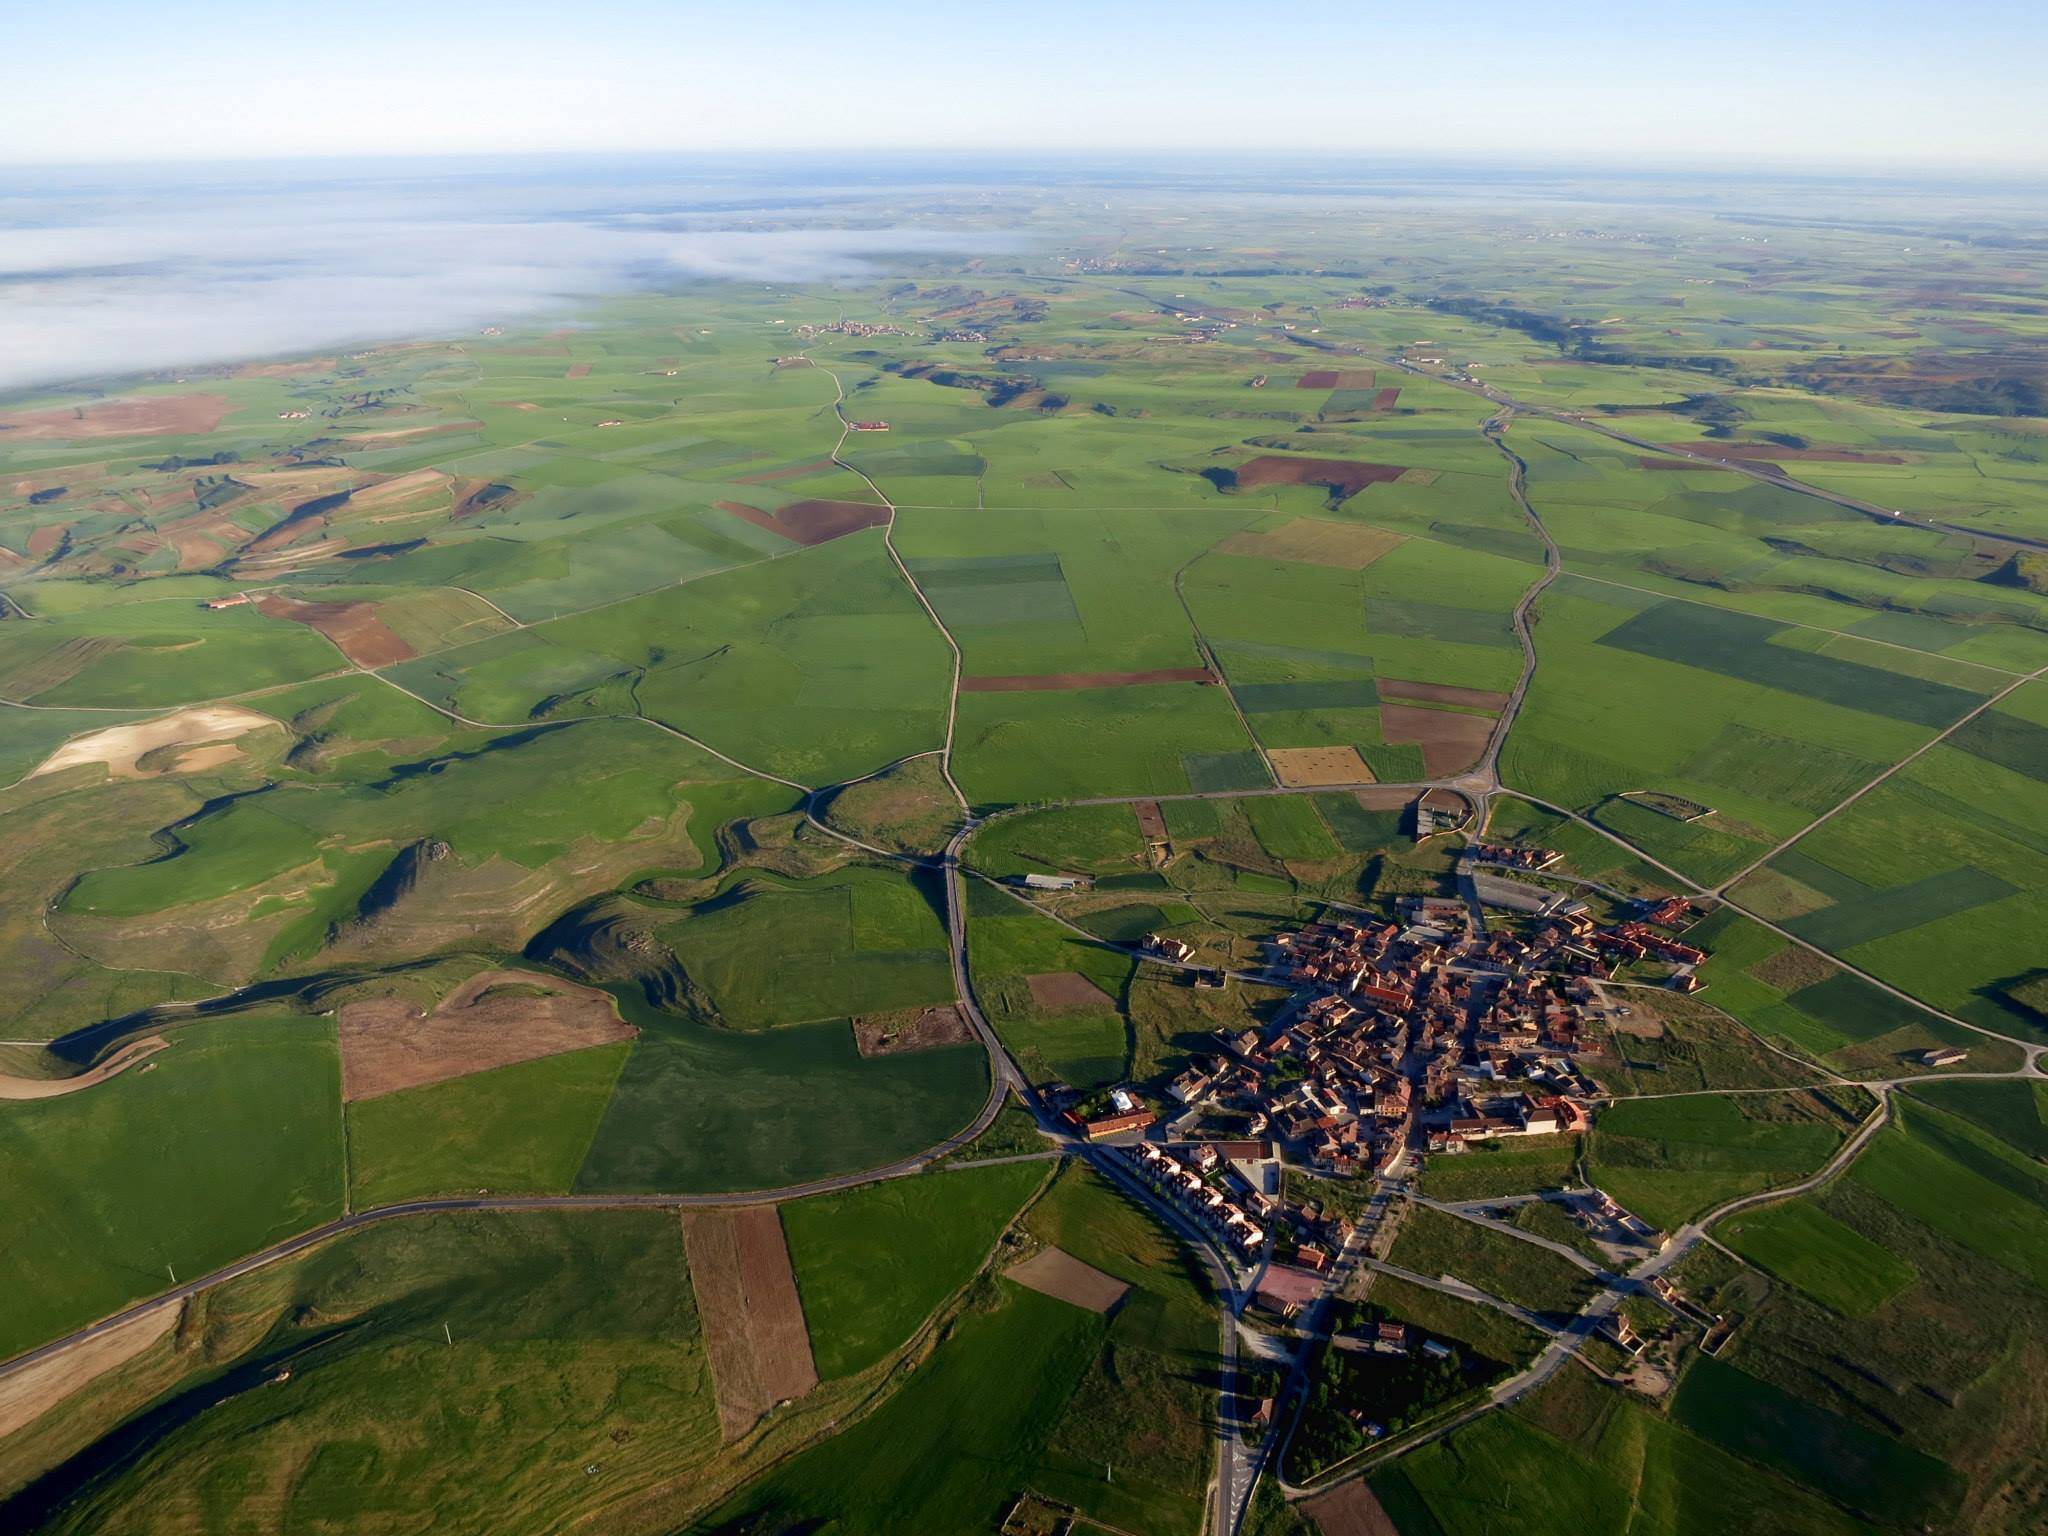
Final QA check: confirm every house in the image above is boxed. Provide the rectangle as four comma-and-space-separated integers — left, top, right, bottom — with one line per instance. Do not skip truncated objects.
1146, 933, 1194, 962
1255, 1265, 1324, 1316
1420, 1339, 1452, 1360
850, 420, 890, 431
1376, 1321, 1409, 1350
1922, 1046, 1969, 1067
203, 594, 253, 609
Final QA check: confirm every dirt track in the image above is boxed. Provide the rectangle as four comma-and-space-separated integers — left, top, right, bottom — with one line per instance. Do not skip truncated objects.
0, 1037, 170, 1100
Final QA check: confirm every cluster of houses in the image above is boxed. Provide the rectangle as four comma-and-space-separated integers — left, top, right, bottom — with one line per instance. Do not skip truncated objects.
793, 320, 907, 340
932, 328, 990, 343
1130, 1141, 1270, 1256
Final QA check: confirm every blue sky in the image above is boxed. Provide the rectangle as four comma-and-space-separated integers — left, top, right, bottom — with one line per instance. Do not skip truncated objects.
4, 0, 2044, 168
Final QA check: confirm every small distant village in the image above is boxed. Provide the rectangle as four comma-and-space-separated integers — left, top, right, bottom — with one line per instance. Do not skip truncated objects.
1036, 835, 1721, 1330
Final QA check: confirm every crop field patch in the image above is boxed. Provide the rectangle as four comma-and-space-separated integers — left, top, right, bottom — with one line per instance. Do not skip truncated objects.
1231, 678, 1379, 713
1026, 972, 1115, 1012
1945, 708, 2048, 783
1380, 701, 1495, 776
1216, 517, 1405, 570
26, 704, 279, 782
714, 497, 888, 545
1369, 598, 1515, 647
339, 968, 636, 1100
1004, 1245, 1129, 1312
852, 1004, 973, 1056
906, 552, 1083, 630
253, 593, 417, 668
1783, 972, 1933, 1044
0, 392, 230, 439
1377, 677, 1512, 711
1270, 745, 1374, 786
961, 666, 1216, 692
1716, 1199, 1916, 1316
1230, 455, 1408, 502
681, 1206, 819, 1441
1783, 864, 2017, 952
1595, 601, 1984, 728
1182, 749, 1271, 792
1677, 724, 1883, 813
1296, 370, 1377, 389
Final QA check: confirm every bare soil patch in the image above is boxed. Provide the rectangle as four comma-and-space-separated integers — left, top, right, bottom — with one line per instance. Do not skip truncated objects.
1377, 678, 1511, 711
25, 524, 70, 558
1269, 745, 1375, 787
0, 1037, 170, 1100
564, 362, 593, 379
853, 1004, 972, 1057
254, 593, 417, 668
1218, 518, 1405, 571
1296, 370, 1376, 390
1005, 1246, 1128, 1312
716, 498, 889, 546
0, 393, 229, 441
29, 706, 279, 782
338, 968, 635, 1101
1026, 972, 1113, 1012
0, 1302, 180, 1439
1380, 702, 1494, 777
1372, 386, 1402, 410
960, 666, 1215, 692
1232, 455, 1408, 502
681, 1207, 818, 1442
1303, 1479, 1401, 1536
1134, 800, 1168, 841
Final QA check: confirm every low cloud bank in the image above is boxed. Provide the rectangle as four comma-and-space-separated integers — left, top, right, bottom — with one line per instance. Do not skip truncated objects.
0, 166, 1011, 393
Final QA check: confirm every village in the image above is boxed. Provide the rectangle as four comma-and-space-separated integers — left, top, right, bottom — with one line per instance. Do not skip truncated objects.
1047, 837, 1718, 1340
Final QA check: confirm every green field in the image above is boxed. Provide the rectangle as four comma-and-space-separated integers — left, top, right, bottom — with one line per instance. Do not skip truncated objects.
0, 1016, 344, 1360
1584, 1091, 1854, 1231
1716, 1197, 1917, 1315
345, 1043, 631, 1206
782, 1158, 1052, 1379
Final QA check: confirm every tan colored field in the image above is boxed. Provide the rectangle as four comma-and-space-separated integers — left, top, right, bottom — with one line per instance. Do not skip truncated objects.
0, 1037, 169, 1100
338, 968, 635, 1101
1219, 518, 1404, 570
1355, 786, 1420, 811
28, 705, 279, 782
348, 468, 450, 510
1026, 972, 1112, 1011
565, 362, 593, 379
1134, 800, 1168, 840
852, 1004, 972, 1057
1269, 745, 1375, 787
0, 1303, 180, 1440
1004, 1246, 1128, 1312
681, 1207, 819, 1442
1380, 702, 1495, 776
0, 393, 229, 440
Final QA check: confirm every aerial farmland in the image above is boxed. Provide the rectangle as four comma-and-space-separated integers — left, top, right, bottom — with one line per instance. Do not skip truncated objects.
1, 168, 2045, 1536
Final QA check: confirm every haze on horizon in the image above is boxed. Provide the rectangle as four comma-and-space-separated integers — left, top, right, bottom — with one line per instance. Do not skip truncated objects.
4, 0, 2045, 173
